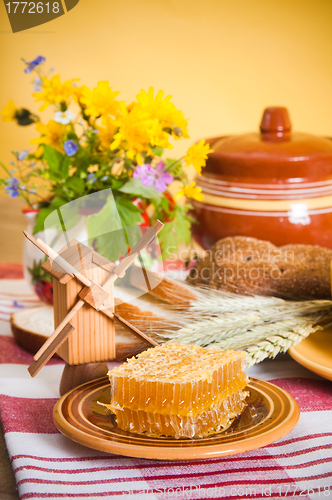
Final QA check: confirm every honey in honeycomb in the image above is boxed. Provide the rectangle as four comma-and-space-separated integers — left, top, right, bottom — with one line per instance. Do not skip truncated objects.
105, 343, 249, 439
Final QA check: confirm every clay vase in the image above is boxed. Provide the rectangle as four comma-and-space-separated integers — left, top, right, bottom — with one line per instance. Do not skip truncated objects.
191, 107, 332, 249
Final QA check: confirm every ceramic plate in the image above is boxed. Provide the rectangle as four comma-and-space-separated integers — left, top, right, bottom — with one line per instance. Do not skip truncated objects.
53, 377, 299, 461
288, 328, 332, 381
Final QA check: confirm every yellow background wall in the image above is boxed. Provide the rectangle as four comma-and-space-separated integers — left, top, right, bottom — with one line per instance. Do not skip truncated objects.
1, 0, 332, 168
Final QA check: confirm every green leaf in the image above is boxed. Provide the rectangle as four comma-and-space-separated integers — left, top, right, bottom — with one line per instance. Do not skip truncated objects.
62, 176, 85, 195
118, 178, 162, 200
93, 230, 128, 264
33, 197, 66, 234
152, 146, 163, 157
159, 207, 191, 259
111, 178, 125, 191
115, 197, 143, 228
86, 194, 128, 261
86, 194, 122, 238
43, 145, 70, 181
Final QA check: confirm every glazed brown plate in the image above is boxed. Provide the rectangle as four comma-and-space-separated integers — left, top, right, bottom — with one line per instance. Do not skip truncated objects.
53, 377, 300, 460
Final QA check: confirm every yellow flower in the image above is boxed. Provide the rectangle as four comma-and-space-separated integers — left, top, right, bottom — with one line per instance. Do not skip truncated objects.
147, 120, 172, 149
111, 102, 153, 163
33, 75, 79, 111
135, 87, 189, 139
1, 100, 18, 122
80, 81, 120, 118
135, 87, 172, 119
185, 140, 213, 175
175, 181, 204, 201
30, 120, 65, 151
72, 84, 84, 103
96, 115, 117, 148
87, 165, 99, 173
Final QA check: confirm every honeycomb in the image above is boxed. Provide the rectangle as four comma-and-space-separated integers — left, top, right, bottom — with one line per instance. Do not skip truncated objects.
105, 343, 249, 439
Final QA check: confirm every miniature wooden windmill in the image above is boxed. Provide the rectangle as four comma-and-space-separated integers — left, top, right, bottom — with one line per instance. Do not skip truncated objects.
23, 221, 163, 388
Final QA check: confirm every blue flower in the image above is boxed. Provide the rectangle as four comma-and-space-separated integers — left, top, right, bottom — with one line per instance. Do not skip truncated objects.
24, 56, 45, 74
87, 173, 97, 183
29, 189, 36, 194
64, 140, 79, 156
4, 177, 20, 198
33, 77, 42, 92
18, 150, 28, 161
102, 176, 108, 181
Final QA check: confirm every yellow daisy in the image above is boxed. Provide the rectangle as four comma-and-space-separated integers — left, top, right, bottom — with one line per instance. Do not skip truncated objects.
175, 181, 204, 201
111, 102, 153, 162
80, 81, 120, 118
135, 87, 189, 139
33, 75, 79, 111
30, 120, 65, 151
185, 140, 213, 175
96, 115, 117, 148
1, 100, 18, 122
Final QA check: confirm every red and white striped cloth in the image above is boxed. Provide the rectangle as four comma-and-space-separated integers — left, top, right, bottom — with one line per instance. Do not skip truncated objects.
0, 264, 331, 500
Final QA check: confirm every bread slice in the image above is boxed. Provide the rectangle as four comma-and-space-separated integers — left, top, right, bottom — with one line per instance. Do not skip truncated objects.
11, 286, 182, 360
11, 305, 151, 361
187, 236, 332, 300
11, 306, 60, 358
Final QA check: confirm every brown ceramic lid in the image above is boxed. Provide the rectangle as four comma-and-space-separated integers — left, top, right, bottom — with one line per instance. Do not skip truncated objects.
205, 107, 332, 184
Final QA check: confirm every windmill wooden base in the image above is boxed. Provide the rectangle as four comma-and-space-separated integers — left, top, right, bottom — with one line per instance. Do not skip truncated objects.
59, 362, 109, 396
23, 220, 163, 393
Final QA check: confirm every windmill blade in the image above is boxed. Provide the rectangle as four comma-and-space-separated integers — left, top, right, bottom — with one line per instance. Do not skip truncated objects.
23, 231, 91, 287
114, 220, 164, 277
33, 299, 85, 362
98, 307, 157, 346
28, 323, 75, 377
36, 237, 91, 287
114, 313, 158, 346
23, 230, 73, 279
100, 220, 164, 292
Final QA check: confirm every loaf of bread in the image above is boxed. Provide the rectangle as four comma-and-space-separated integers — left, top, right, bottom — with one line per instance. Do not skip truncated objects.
187, 236, 332, 300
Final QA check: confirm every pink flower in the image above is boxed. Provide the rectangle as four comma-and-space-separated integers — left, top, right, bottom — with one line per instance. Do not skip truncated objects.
133, 162, 173, 192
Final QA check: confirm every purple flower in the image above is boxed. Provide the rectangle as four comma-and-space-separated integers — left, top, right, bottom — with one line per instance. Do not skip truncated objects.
154, 161, 174, 192
133, 164, 155, 187
64, 140, 79, 156
133, 162, 173, 192
4, 177, 20, 198
13, 300, 24, 308
24, 56, 45, 74
18, 150, 28, 161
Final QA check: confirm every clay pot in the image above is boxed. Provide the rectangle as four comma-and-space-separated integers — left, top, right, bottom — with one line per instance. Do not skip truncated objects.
191, 107, 332, 249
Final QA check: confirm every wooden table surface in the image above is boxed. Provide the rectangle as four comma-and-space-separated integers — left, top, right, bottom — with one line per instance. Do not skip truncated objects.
0, 195, 25, 499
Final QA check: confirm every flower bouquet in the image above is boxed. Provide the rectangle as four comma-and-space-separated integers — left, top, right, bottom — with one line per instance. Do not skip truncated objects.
1, 56, 212, 302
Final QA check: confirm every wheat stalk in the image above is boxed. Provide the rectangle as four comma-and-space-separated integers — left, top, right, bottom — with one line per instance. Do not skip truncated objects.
152, 278, 332, 366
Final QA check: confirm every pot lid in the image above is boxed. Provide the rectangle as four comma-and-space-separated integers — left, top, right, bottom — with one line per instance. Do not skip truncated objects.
204, 107, 332, 184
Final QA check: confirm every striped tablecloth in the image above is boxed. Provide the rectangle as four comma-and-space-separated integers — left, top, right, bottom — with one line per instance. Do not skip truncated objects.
0, 265, 331, 500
